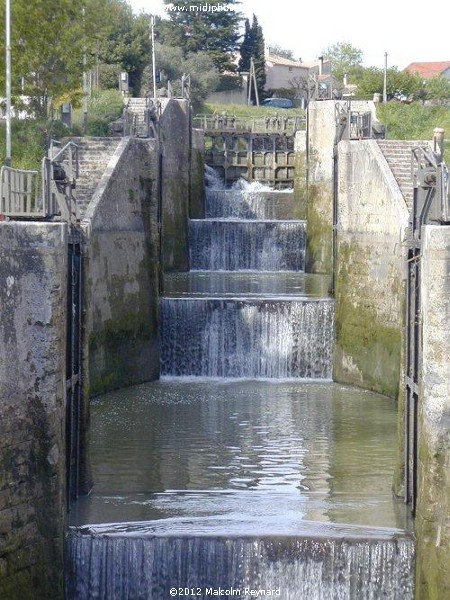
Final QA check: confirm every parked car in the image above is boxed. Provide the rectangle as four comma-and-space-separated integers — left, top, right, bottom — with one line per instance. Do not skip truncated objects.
262, 97, 294, 109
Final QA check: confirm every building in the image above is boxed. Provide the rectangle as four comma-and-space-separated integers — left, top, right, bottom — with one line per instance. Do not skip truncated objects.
265, 53, 331, 93
404, 61, 450, 80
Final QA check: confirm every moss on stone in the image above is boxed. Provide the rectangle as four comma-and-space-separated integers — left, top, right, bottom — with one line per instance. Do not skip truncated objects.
334, 240, 402, 398
305, 183, 333, 275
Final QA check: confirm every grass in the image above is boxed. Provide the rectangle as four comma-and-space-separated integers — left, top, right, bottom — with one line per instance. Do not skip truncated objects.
72, 89, 124, 136
201, 102, 305, 118
376, 102, 450, 161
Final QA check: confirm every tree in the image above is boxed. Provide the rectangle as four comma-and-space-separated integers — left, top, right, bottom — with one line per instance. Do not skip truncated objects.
141, 43, 220, 112
238, 18, 252, 73
238, 14, 266, 103
425, 76, 450, 106
99, 2, 152, 95
0, 0, 112, 115
267, 45, 294, 60
161, 0, 242, 72
323, 42, 363, 81
356, 66, 423, 100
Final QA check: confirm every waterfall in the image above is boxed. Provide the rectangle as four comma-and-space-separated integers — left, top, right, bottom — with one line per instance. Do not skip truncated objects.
189, 220, 306, 271
66, 528, 415, 600
160, 298, 334, 379
206, 190, 295, 220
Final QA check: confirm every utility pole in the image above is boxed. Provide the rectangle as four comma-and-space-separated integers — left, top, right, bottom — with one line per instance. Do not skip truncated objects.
383, 52, 388, 103
151, 16, 157, 98
82, 7, 88, 133
5, 0, 12, 166
249, 58, 259, 107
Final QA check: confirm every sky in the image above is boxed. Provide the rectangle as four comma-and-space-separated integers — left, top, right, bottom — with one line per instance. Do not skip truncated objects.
129, 0, 449, 70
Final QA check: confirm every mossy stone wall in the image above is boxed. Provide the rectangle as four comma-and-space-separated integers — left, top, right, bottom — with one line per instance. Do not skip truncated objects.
159, 99, 191, 272
293, 130, 307, 220
415, 225, 450, 600
83, 139, 160, 398
0, 223, 67, 599
335, 140, 409, 399
306, 101, 337, 277
190, 128, 205, 219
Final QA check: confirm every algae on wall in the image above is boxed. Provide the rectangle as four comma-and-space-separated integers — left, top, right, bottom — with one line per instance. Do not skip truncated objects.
334, 240, 402, 398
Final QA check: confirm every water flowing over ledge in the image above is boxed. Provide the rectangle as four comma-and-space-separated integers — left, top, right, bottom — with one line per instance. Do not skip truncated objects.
66, 527, 415, 600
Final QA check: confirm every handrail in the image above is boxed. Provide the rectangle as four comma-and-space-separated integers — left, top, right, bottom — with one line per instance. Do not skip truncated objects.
0, 165, 42, 217
193, 114, 305, 134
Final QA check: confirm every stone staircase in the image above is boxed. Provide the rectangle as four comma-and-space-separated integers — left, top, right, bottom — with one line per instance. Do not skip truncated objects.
125, 98, 150, 137
73, 137, 121, 216
377, 140, 427, 209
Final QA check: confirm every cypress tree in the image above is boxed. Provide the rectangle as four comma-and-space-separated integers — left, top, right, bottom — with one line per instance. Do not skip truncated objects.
161, 0, 242, 73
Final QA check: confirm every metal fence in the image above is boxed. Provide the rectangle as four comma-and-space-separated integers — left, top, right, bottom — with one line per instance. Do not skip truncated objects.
1, 140, 80, 221
0, 166, 41, 217
194, 114, 306, 135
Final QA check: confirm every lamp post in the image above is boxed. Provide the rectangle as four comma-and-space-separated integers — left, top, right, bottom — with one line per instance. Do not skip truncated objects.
151, 15, 156, 98
383, 52, 388, 103
5, 0, 12, 165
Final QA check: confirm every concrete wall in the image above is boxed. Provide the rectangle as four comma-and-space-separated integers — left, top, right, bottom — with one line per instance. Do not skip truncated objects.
159, 99, 191, 272
207, 89, 247, 105
82, 138, 160, 398
416, 225, 450, 599
190, 128, 205, 219
293, 130, 307, 219
335, 139, 409, 398
306, 100, 336, 275
0, 222, 67, 599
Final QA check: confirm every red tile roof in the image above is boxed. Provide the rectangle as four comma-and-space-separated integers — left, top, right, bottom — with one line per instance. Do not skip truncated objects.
404, 62, 450, 78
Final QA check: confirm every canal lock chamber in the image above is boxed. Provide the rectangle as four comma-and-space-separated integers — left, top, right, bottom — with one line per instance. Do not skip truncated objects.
66, 173, 415, 599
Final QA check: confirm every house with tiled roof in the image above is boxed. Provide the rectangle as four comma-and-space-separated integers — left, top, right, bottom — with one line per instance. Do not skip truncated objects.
404, 61, 450, 79
265, 53, 331, 92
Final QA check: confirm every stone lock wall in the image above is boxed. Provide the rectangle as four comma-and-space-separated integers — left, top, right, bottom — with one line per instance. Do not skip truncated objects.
190, 128, 205, 220
82, 138, 160, 398
159, 99, 191, 272
416, 225, 450, 600
0, 223, 67, 599
335, 140, 409, 398
293, 130, 307, 220
306, 100, 336, 275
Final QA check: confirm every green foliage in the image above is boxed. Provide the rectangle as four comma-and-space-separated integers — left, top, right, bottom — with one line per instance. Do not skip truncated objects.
72, 89, 124, 135
355, 66, 423, 100
267, 45, 294, 60
142, 43, 220, 112
323, 42, 363, 81
238, 15, 266, 103
0, 118, 82, 170
0, 0, 111, 116
425, 76, 450, 106
99, 2, 152, 95
377, 103, 450, 150
161, 0, 242, 73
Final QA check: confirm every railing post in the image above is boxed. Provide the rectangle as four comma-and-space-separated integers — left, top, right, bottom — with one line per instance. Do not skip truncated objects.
433, 127, 445, 163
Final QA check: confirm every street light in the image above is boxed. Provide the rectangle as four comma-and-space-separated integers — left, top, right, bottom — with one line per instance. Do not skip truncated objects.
383, 52, 388, 103
5, 0, 12, 165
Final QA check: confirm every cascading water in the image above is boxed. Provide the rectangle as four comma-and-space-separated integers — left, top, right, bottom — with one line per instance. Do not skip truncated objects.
67, 167, 414, 598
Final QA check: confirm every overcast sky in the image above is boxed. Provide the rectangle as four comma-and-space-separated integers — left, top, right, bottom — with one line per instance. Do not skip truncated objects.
129, 0, 449, 70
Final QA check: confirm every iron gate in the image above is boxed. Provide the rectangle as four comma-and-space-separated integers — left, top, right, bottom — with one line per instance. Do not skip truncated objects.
66, 232, 83, 503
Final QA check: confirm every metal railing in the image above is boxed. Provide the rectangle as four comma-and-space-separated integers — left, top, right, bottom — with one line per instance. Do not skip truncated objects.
1, 139, 80, 221
193, 114, 305, 135
410, 144, 450, 238
0, 166, 41, 217
335, 102, 372, 142
123, 98, 159, 138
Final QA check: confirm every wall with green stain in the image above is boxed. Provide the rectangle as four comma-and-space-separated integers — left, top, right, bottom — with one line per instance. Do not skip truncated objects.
306, 101, 337, 276
83, 139, 160, 398
0, 223, 68, 599
159, 99, 191, 272
190, 128, 205, 219
293, 130, 307, 220
334, 140, 409, 399
415, 225, 450, 600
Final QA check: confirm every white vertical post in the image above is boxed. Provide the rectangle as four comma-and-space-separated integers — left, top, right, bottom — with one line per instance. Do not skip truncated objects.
383, 52, 388, 103
82, 7, 88, 133
151, 16, 157, 99
5, 0, 12, 165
